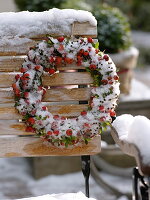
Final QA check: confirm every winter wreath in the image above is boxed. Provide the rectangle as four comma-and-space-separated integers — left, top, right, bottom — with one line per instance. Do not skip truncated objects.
12, 36, 120, 148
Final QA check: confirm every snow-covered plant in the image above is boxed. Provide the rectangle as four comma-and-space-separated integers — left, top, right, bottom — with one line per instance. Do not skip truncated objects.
93, 4, 132, 53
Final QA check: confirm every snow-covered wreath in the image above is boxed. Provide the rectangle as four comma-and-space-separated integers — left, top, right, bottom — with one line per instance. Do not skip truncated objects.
12, 36, 120, 148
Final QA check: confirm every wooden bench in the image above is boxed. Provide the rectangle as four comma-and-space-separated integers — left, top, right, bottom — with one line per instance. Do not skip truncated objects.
0, 21, 101, 197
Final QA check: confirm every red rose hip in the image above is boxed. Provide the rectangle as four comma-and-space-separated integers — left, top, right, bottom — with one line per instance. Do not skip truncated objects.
57, 36, 64, 42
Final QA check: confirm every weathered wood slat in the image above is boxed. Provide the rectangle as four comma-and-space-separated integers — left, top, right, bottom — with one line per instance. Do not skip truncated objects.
72, 22, 97, 37
0, 57, 86, 72
0, 41, 38, 56
0, 22, 97, 56
24, 22, 97, 39
0, 89, 13, 103
0, 104, 88, 120
0, 56, 25, 72
0, 120, 34, 135
0, 136, 101, 157
0, 87, 91, 103
0, 72, 93, 88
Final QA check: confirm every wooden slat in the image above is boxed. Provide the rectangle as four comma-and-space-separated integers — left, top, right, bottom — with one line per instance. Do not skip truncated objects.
0, 89, 13, 103
0, 120, 34, 135
0, 87, 91, 103
0, 40, 38, 56
0, 22, 97, 56
27, 22, 97, 39
0, 135, 100, 157
0, 104, 89, 120
0, 72, 93, 88
0, 57, 86, 72
0, 56, 25, 72
73, 22, 97, 37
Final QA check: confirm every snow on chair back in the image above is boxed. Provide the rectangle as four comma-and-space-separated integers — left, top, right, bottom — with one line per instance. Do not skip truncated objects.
0, 10, 101, 158
111, 124, 150, 176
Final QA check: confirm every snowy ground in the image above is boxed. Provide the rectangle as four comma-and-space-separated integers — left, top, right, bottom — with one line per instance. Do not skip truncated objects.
134, 68, 150, 87
0, 157, 131, 200
120, 78, 150, 101
120, 67, 150, 101
132, 31, 150, 49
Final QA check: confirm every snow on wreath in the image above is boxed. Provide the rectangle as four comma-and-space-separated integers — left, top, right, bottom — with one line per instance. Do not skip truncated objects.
12, 36, 120, 148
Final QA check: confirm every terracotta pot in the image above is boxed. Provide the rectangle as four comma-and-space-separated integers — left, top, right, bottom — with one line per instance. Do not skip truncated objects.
110, 47, 139, 94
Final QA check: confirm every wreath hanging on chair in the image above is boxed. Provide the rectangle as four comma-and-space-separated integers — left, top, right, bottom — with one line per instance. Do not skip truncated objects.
12, 36, 120, 148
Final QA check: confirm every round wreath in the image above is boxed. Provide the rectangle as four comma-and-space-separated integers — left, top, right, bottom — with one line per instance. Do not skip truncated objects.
12, 36, 120, 148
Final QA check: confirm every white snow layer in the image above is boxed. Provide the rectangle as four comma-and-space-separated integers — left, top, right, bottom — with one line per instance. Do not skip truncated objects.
16, 192, 96, 200
0, 157, 130, 200
117, 196, 129, 200
113, 114, 150, 164
0, 8, 97, 46
120, 79, 150, 101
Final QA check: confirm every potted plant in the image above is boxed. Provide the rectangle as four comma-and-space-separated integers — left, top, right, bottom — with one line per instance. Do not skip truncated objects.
93, 4, 139, 94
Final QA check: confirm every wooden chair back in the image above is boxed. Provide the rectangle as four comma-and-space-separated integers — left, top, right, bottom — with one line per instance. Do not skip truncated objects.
0, 22, 101, 158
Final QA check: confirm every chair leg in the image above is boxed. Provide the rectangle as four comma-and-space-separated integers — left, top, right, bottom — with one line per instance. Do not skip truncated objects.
133, 168, 139, 200
81, 155, 91, 198
132, 167, 149, 200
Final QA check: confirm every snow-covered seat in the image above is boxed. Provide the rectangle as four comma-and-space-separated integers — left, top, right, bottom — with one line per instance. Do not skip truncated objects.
111, 115, 150, 176
111, 126, 149, 176
111, 115, 150, 199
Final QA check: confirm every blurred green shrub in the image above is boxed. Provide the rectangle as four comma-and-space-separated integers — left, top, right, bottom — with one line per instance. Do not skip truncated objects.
104, 0, 150, 32
103, 0, 131, 15
131, 2, 150, 31
14, 0, 66, 11
61, 0, 92, 10
93, 4, 132, 53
